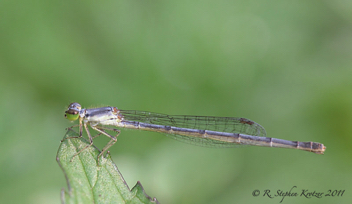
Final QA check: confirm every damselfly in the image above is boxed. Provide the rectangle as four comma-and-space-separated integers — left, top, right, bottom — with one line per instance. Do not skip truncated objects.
64, 102, 326, 164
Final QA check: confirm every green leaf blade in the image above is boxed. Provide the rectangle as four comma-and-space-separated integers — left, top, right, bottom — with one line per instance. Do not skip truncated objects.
57, 129, 159, 204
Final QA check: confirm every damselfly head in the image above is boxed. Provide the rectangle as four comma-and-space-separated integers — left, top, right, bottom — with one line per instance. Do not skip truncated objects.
64, 102, 81, 121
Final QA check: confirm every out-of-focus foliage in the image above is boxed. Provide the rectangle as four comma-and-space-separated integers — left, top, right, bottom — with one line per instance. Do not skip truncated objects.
0, 0, 351, 203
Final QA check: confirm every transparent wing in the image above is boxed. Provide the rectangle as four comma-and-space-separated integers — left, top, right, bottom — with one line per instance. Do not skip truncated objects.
120, 110, 266, 136
119, 110, 266, 148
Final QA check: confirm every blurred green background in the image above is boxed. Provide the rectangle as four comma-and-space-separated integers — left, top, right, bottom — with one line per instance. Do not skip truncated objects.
1, 0, 352, 203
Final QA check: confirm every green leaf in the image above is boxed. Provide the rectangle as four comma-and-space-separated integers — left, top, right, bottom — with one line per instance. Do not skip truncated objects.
57, 129, 159, 204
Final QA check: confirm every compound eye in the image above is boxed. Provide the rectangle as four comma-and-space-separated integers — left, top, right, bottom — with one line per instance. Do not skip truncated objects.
65, 102, 82, 121
65, 109, 79, 121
